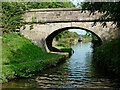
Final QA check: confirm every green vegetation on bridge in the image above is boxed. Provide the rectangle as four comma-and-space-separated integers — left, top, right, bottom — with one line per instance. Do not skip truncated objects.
2, 2, 75, 32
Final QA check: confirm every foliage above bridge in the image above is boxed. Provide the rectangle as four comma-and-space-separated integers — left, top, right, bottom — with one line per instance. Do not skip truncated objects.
2, 2, 75, 32
81, 2, 120, 27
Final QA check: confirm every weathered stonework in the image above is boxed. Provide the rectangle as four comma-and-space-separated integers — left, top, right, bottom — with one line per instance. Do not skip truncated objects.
20, 8, 119, 52
23, 8, 102, 23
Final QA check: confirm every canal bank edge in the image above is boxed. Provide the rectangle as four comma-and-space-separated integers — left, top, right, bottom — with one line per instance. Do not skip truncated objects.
1, 33, 70, 83
2, 54, 70, 83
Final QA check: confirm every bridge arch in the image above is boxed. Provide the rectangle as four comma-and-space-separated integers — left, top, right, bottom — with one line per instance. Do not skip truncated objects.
45, 26, 102, 52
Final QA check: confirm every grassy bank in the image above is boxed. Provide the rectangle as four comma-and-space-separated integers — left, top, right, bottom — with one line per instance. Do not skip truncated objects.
93, 37, 120, 76
1, 33, 66, 83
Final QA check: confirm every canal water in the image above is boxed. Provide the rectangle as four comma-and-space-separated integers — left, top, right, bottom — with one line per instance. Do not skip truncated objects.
2, 42, 120, 88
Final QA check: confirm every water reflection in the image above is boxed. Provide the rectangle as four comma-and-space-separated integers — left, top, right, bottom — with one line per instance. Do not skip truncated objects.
2, 42, 119, 88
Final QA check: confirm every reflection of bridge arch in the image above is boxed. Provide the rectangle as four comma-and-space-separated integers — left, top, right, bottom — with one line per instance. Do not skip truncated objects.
45, 26, 102, 52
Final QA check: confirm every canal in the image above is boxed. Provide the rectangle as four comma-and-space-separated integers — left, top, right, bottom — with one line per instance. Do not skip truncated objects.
3, 42, 120, 88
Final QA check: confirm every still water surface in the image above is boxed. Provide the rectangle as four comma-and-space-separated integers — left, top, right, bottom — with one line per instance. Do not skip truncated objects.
3, 42, 120, 88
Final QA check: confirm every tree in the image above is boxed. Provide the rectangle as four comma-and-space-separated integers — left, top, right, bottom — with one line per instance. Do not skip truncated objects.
80, 2, 120, 28
2, 2, 75, 32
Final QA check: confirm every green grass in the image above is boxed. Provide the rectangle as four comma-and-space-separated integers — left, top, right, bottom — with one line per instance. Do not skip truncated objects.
2, 32, 64, 83
56, 41, 70, 47
93, 37, 120, 76
60, 47, 72, 52
55, 31, 92, 48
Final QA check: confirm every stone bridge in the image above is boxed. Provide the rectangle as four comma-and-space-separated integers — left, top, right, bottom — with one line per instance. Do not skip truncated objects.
20, 8, 119, 52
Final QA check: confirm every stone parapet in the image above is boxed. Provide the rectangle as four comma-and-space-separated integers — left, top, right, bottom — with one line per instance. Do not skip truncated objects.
23, 8, 102, 23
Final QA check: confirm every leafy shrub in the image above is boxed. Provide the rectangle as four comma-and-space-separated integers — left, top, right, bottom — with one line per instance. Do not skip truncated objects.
2, 2, 75, 32
93, 37, 120, 75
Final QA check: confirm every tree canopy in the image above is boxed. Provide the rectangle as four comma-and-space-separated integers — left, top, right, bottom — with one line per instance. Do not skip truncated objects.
81, 2, 120, 27
2, 2, 75, 32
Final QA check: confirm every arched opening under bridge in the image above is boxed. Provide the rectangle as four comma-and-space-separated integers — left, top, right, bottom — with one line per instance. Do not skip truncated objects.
45, 27, 102, 52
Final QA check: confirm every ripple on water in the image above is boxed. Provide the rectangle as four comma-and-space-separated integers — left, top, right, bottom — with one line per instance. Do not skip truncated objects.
2, 42, 120, 88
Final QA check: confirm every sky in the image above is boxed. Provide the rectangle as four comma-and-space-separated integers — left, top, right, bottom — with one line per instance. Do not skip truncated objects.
68, 29, 87, 35
70, 0, 84, 7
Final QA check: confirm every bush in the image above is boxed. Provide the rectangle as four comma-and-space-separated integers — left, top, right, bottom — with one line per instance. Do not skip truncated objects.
93, 37, 120, 76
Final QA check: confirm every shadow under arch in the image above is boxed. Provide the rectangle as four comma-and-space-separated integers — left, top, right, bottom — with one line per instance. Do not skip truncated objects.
45, 27, 102, 52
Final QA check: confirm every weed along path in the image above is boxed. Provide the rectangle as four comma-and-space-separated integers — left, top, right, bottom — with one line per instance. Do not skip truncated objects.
2, 42, 120, 88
